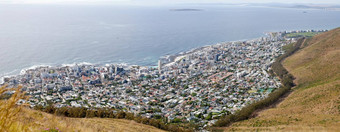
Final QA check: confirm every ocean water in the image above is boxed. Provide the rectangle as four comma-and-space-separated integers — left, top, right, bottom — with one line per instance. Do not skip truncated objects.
0, 4, 340, 77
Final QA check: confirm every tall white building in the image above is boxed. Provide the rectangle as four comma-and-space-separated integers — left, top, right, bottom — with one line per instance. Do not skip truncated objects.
115, 65, 118, 75
158, 60, 162, 74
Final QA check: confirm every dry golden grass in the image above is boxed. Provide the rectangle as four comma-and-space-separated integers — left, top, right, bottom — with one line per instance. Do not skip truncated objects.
221, 28, 340, 131
18, 108, 165, 132
0, 85, 28, 132
283, 28, 340, 86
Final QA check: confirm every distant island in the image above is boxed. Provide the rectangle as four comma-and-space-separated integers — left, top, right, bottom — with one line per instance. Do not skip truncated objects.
169, 9, 203, 11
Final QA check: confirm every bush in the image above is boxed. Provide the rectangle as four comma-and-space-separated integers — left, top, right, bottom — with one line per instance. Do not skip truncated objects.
116, 111, 126, 119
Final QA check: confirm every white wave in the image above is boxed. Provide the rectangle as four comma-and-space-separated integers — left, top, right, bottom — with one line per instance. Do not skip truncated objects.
20, 64, 52, 75
104, 63, 123, 67
0, 77, 4, 84
61, 62, 94, 67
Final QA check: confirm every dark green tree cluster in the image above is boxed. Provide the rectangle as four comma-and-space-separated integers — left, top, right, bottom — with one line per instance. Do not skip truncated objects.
213, 38, 305, 127
271, 38, 305, 87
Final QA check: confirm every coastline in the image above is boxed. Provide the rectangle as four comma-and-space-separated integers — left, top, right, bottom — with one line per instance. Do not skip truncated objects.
0, 29, 324, 84
0, 35, 265, 83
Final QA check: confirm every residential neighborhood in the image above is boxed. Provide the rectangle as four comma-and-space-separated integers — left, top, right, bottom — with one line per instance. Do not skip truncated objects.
2, 31, 297, 127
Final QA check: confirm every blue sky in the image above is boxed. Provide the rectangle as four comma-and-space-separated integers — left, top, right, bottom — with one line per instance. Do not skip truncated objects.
0, 0, 339, 5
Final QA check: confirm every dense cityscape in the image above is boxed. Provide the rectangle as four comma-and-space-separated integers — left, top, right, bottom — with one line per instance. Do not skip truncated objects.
2, 31, 317, 127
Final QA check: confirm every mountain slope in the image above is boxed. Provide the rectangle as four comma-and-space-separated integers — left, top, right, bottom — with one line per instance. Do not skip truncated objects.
223, 28, 340, 131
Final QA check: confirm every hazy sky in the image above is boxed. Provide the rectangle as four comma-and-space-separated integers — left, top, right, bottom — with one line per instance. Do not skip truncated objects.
0, 0, 339, 5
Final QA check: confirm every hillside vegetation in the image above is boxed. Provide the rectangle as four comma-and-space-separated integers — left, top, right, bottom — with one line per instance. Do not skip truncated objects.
17, 108, 165, 132
223, 28, 340, 131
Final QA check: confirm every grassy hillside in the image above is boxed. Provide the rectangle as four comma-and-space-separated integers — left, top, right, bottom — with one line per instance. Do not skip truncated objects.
17, 108, 165, 132
222, 28, 340, 131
